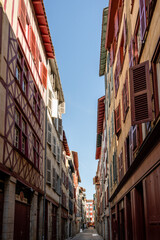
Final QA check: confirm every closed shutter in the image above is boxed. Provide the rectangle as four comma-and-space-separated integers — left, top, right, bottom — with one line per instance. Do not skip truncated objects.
35, 43, 39, 69
57, 146, 60, 163
46, 159, 51, 184
19, 0, 26, 32
52, 168, 56, 189
58, 118, 62, 136
47, 122, 52, 145
139, 0, 147, 40
30, 26, 36, 59
40, 62, 47, 89
113, 152, 117, 182
124, 138, 128, 172
129, 60, 152, 125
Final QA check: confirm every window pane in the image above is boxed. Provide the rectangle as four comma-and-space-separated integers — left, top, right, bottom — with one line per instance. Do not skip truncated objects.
22, 77, 27, 94
22, 135, 26, 154
15, 109, 20, 125
14, 127, 19, 148
22, 119, 26, 133
16, 65, 21, 83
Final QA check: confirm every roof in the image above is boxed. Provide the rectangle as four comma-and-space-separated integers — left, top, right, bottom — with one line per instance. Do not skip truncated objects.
63, 130, 70, 156
105, 0, 119, 49
99, 7, 109, 77
32, 0, 55, 59
95, 96, 105, 160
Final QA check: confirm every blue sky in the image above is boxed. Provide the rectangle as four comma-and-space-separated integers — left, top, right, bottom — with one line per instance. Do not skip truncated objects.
44, 0, 109, 199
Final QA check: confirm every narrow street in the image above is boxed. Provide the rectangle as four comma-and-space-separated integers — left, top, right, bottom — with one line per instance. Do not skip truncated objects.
70, 228, 103, 240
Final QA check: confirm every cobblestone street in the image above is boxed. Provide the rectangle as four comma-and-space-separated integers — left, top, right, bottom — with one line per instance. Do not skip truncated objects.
70, 228, 103, 240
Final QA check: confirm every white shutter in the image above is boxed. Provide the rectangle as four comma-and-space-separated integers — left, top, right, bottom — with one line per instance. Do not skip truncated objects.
47, 159, 51, 184
52, 98, 58, 118
47, 122, 52, 145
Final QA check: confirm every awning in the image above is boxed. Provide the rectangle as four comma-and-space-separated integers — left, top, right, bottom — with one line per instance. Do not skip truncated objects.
32, 0, 55, 59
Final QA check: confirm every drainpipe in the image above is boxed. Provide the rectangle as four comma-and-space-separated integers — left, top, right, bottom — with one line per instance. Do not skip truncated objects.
42, 99, 48, 240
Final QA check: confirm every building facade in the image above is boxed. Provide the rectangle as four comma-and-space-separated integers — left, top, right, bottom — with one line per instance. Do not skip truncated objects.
95, 0, 160, 240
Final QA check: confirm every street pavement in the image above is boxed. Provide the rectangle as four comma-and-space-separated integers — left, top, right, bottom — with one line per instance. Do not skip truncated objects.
69, 227, 103, 240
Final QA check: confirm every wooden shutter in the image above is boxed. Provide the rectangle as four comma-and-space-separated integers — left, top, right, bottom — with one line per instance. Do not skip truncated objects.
122, 87, 125, 121
115, 103, 121, 135
123, 15, 127, 50
139, 0, 147, 40
52, 168, 56, 189
30, 26, 36, 59
46, 159, 51, 184
119, 150, 124, 182
35, 43, 39, 69
114, 10, 119, 41
19, 0, 26, 32
52, 136, 56, 155
110, 43, 114, 66
124, 138, 128, 172
58, 118, 62, 136
40, 62, 47, 89
47, 122, 52, 145
129, 60, 152, 125
129, 127, 133, 165
117, 48, 121, 75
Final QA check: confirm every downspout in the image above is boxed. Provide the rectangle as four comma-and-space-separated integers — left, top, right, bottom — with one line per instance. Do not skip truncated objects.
42, 91, 48, 240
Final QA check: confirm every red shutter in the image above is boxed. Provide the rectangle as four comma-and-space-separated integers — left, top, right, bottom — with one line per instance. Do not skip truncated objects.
41, 62, 47, 89
115, 103, 121, 135
110, 43, 114, 66
19, 0, 26, 32
35, 43, 39, 69
129, 60, 152, 125
139, 0, 147, 40
123, 15, 127, 50
114, 10, 119, 41
30, 26, 36, 60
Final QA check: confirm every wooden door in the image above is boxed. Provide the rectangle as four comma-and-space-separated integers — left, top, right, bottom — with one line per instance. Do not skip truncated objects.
119, 209, 125, 240
14, 201, 30, 240
143, 166, 160, 240
0, 192, 4, 240
124, 194, 133, 240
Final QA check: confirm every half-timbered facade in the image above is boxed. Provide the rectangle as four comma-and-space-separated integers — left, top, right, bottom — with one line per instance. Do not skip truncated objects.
0, 0, 54, 239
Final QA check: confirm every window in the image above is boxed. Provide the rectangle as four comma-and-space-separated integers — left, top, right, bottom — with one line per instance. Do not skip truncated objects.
122, 72, 129, 122
14, 108, 27, 155
115, 103, 121, 136
33, 87, 41, 121
118, 149, 124, 182
16, 49, 28, 96
57, 146, 60, 163
46, 159, 51, 184
18, 0, 26, 32
33, 135, 39, 169
114, 67, 119, 97
152, 38, 160, 118
129, 60, 152, 125
52, 136, 56, 156
134, 16, 142, 64
113, 151, 117, 183
52, 168, 56, 189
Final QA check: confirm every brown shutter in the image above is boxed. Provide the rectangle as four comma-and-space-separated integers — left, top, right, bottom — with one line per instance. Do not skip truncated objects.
114, 10, 119, 41
129, 127, 133, 165
115, 103, 121, 135
129, 60, 152, 125
40, 62, 47, 89
30, 26, 36, 60
117, 48, 121, 75
110, 43, 114, 66
129, 37, 134, 67
123, 15, 127, 50
124, 139, 128, 172
122, 87, 125, 122
19, 0, 26, 32
139, 0, 147, 40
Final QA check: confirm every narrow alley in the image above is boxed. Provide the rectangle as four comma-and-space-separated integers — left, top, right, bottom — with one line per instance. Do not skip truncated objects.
70, 228, 103, 240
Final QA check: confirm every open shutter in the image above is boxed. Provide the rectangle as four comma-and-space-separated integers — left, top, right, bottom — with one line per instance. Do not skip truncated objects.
129, 60, 152, 125
129, 127, 133, 165
52, 136, 56, 156
30, 26, 36, 59
58, 118, 62, 136
40, 62, 47, 89
139, 0, 147, 40
114, 10, 119, 41
115, 103, 121, 135
47, 122, 52, 145
46, 159, 51, 184
129, 37, 134, 67
52, 168, 56, 189
110, 43, 114, 67
19, 0, 26, 32
124, 138, 128, 172
123, 15, 127, 50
